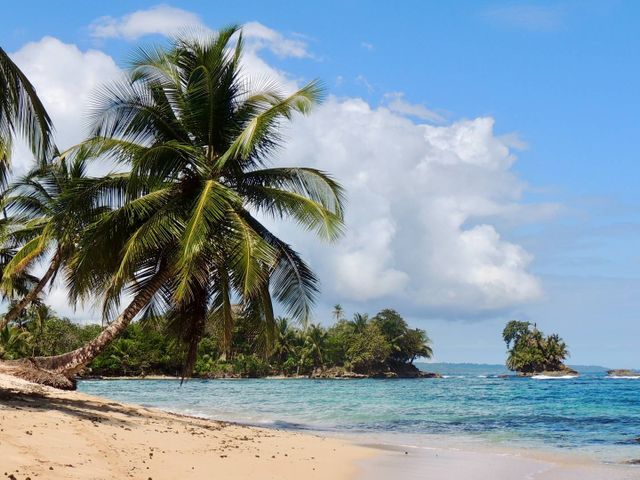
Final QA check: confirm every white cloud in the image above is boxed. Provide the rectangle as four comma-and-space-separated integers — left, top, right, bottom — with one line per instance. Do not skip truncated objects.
275, 98, 548, 315
242, 22, 309, 58
90, 5, 203, 40
89, 7, 310, 59
10, 37, 123, 173
361, 42, 374, 51
383, 92, 445, 123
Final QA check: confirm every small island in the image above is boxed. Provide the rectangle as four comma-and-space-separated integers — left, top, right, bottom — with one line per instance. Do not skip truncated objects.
502, 321, 577, 377
607, 369, 640, 377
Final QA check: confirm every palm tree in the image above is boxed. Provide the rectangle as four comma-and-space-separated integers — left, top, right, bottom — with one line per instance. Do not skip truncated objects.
302, 323, 326, 370
543, 334, 568, 370
273, 317, 297, 363
0, 324, 32, 359
332, 303, 344, 322
0, 153, 99, 329
349, 312, 369, 333
28, 27, 344, 381
0, 47, 54, 181
0, 216, 40, 307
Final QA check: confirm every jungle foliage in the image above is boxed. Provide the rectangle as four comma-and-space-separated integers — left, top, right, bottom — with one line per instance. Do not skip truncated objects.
0, 304, 433, 378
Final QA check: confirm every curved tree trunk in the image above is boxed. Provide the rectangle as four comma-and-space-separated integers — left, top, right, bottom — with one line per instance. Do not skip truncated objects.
0, 251, 62, 330
32, 269, 170, 376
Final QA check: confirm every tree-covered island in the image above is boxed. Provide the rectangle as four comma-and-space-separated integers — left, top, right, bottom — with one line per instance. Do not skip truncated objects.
502, 320, 577, 376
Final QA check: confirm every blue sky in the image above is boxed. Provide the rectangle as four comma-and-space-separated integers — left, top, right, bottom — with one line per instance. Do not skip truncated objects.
2, 1, 639, 367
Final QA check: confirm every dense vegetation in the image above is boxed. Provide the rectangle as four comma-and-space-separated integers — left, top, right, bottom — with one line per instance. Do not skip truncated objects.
0, 28, 350, 388
0, 304, 433, 378
502, 320, 571, 374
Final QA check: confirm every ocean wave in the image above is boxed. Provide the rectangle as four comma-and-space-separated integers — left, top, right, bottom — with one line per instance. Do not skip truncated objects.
606, 375, 640, 380
531, 375, 578, 380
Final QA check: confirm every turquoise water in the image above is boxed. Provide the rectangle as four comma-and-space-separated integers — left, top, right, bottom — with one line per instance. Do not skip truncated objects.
78, 365, 640, 463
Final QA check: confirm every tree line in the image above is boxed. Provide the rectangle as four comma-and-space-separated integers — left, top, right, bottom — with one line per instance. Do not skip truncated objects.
0, 303, 432, 378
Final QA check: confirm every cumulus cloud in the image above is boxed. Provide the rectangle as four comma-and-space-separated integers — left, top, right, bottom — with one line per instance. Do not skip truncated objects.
275, 98, 548, 315
90, 5, 203, 40
383, 92, 445, 123
89, 6, 310, 59
241, 22, 310, 58
10, 37, 122, 173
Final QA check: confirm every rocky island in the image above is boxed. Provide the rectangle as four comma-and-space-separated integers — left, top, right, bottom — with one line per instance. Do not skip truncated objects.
607, 369, 640, 377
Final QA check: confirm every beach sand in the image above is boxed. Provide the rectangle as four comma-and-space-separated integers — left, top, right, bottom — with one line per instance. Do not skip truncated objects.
2, 373, 639, 480
0, 373, 373, 479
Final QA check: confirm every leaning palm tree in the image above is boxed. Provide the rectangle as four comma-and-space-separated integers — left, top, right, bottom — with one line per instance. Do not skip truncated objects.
0, 153, 101, 329
27, 27, 344, 382
0, 47, 54, 181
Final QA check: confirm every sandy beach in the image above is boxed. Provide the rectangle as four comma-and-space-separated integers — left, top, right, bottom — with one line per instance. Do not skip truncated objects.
2, 373, 639, 480
0, 374, 373, 479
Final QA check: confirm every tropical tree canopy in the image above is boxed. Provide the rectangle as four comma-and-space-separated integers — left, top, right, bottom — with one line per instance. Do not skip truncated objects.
502, 320, 570, 373
0, 303, 433, 378
0, 153, 99, 329
19, 26, 344, 379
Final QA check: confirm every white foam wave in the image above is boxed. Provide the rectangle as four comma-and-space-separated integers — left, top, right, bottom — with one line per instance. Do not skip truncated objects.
531, 375, 577, 380
606, 375, 640, 379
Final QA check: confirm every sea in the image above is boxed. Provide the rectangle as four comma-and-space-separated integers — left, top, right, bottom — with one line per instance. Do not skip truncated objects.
77, 363, 640, 464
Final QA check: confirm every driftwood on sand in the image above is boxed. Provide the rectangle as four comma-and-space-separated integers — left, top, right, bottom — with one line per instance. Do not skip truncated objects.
0, 359, 76, 390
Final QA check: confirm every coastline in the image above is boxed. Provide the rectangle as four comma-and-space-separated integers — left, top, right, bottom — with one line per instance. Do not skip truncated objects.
2, 373, 639, 480
0, 373, 374, 479
356, 439, 639, 480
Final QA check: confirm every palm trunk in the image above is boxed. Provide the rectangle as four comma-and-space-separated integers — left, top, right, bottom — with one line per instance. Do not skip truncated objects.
0, 251, 61, 330
30, 269, 170, 376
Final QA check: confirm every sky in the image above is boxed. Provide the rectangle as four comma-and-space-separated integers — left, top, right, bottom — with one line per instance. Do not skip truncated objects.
2, 1, 639, 367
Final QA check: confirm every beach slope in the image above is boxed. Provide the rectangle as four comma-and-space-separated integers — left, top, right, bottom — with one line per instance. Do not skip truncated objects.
0, 374, 371, 479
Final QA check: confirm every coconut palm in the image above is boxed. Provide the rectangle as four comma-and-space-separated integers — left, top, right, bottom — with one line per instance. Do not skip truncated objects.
272, 317, 298, 363
0, 153, 103, 329
0, 324, 32, 359
332, 303, 344, 322
0, 47, 54, 181
301, 323, 326, 370
349, 312, 369, 333
0, 216, 40, 306
542, 334, 569, 370
28, 27, 344, 381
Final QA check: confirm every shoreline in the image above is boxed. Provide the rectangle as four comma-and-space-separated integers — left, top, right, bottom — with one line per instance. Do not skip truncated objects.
2, 373, 639, 479
0, 373, 374, 479
356, 439, 639, 480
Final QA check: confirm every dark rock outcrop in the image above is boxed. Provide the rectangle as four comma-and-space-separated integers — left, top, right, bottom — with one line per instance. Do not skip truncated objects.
518, 364, 578, 377
607, 369, 640, 377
